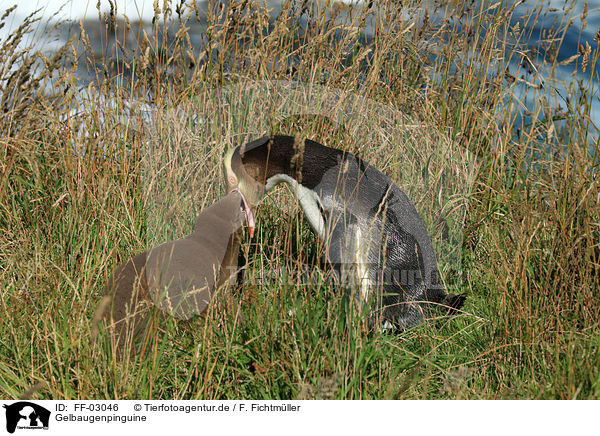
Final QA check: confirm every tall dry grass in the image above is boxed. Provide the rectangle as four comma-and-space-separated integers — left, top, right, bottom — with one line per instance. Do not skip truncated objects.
0, 0, 598, 399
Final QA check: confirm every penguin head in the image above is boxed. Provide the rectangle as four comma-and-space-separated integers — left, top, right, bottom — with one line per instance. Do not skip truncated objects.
223, 135, 343, 203
223, 145, 266, 208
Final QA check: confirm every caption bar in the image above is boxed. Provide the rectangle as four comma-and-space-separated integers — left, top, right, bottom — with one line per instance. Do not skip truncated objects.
1, 400, 596, 435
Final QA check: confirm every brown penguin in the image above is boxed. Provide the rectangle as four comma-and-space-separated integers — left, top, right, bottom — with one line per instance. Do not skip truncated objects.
96, 190, 254, 348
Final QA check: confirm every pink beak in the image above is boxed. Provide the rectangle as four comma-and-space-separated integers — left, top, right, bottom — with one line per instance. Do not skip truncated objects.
231, 188, 255, 237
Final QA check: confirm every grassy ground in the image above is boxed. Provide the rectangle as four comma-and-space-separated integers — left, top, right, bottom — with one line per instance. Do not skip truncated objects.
0, 0, 599, 399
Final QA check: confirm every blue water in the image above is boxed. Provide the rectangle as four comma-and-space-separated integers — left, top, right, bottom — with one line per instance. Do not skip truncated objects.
509, 0, 600, 146
2, 0, 598, 146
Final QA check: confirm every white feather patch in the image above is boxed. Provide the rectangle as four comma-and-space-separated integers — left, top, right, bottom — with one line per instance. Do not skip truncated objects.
354, 225, 371, 303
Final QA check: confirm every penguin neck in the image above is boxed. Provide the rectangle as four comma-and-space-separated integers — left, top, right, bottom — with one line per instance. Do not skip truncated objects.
265, 173, 326, 239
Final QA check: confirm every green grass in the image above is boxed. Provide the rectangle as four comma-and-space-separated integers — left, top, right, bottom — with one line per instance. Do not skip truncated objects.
0, 0, 599, 399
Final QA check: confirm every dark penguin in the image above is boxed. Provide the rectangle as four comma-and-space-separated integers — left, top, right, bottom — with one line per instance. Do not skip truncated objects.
97, 190, 254, 347
224, 135, 465, 329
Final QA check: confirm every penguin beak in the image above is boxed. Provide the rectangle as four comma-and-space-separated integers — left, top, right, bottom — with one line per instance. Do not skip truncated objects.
231, 187, 255, 237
